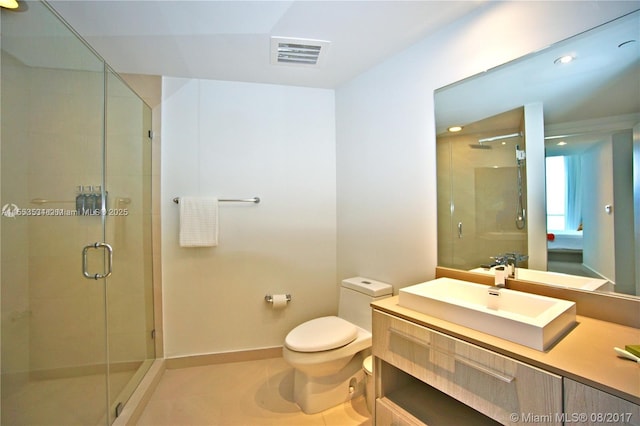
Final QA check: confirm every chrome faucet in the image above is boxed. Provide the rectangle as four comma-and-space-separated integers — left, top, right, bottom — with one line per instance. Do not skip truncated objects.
504, 252, 528, 278
487, 266, 505, 310
491, 253, 528, 278
490, 255, 508, 269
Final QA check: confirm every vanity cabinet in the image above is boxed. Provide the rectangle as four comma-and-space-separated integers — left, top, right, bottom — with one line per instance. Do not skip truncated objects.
564, 378, 640, 426
372, 310, 563, 425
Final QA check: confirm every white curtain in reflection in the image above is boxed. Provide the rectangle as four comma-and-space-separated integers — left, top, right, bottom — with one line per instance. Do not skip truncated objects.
565, 155, 583, 231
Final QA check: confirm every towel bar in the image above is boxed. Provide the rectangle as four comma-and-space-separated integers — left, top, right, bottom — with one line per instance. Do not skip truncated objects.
173, 196, 260, 204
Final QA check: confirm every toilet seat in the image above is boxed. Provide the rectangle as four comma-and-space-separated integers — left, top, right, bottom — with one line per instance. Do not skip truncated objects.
285, 316, 358, 352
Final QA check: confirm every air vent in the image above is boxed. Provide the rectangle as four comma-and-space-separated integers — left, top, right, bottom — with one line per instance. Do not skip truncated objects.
270, 37, 330, 67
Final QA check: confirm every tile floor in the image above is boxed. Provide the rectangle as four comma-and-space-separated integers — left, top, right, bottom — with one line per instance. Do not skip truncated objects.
2, 370, 133, 425
136, 357, 372, 426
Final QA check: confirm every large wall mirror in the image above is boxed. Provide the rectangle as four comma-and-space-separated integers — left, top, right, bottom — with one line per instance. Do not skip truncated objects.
435, 10, 639, 298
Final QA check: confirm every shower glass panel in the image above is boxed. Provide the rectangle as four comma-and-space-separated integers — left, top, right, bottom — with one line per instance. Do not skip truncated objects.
1, 2, 154, 424
104, 68, 155, 419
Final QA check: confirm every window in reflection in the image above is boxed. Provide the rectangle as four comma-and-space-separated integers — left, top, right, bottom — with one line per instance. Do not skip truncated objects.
546, 154, 585, 232
546, 156, 566, 230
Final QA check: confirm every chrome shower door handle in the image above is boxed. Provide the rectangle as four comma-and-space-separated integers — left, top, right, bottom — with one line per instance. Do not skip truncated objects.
82, 242, 113, 280
457, 222, 463, 239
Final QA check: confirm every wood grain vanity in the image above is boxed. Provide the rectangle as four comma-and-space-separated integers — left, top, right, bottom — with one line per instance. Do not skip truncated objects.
371, 281, 640, 425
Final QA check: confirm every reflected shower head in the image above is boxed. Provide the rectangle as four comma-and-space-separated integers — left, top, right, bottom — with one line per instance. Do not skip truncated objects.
478, 132, 522, 144
469, 132, 522, 150
469, 143, 492, 149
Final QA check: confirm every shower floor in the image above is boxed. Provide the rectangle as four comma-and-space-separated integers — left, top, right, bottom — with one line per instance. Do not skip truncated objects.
2, 370, 132, 426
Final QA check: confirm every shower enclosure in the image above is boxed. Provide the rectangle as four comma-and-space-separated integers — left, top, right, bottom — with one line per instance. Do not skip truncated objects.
437, 108, 528, 270
1, 2, 155, 424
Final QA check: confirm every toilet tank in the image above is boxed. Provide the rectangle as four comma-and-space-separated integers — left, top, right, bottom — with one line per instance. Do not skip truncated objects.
338, 277, 393, 331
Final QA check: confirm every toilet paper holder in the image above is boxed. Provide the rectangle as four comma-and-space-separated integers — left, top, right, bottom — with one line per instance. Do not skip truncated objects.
265, 294, 292, 303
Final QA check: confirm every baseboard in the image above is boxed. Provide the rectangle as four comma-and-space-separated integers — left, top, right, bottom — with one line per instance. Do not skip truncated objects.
29, 360, 143, 381
165, 346, 283, 370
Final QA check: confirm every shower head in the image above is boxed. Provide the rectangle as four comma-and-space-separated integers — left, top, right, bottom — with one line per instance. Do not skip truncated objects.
477, 132, 522, 144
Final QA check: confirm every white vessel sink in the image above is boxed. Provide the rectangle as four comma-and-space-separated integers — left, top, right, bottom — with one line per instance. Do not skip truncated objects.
398, 278, 576, 351
469, 267, 611, 291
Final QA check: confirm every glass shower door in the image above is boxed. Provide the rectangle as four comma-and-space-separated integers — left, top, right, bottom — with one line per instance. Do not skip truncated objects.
1, 1, 109, 424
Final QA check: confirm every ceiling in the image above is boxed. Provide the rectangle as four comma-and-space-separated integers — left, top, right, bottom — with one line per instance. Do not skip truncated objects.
46, 0, 486, 89
7, 0, 636, 138
435, 9, 640, 155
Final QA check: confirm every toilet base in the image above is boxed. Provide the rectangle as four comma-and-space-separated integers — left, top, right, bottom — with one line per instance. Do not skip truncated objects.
293, 352, 365, 414
364, 355, 373, 414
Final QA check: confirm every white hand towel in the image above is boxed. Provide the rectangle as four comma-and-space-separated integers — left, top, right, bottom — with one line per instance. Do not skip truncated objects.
179, 196, 219, 247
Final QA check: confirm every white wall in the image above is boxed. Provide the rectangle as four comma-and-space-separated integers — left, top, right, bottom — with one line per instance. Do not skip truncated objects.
161, 79, 336, 358
582, 139, 615, 282
612, 130, 635, 293
335, 1, 638, 293
524, 102, 547, 271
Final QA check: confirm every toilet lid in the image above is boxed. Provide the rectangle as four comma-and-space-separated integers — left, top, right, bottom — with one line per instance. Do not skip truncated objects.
285, 316, 358, 352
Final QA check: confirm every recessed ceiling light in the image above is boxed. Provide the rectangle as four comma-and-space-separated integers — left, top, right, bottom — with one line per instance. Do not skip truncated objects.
448, 126, 463, 133
554, 55, 574, 65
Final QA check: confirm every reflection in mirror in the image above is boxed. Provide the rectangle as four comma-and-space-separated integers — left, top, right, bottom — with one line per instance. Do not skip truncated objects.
545, 127, 635, 294
435, 10, 639, 297
437, 108, 528, 270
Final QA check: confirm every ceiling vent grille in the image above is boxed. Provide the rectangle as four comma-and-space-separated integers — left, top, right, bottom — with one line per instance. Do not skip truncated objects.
270, 37, 330, 67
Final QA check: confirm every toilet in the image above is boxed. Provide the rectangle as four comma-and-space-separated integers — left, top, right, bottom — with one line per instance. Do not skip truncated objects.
282, 277, 393, 414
